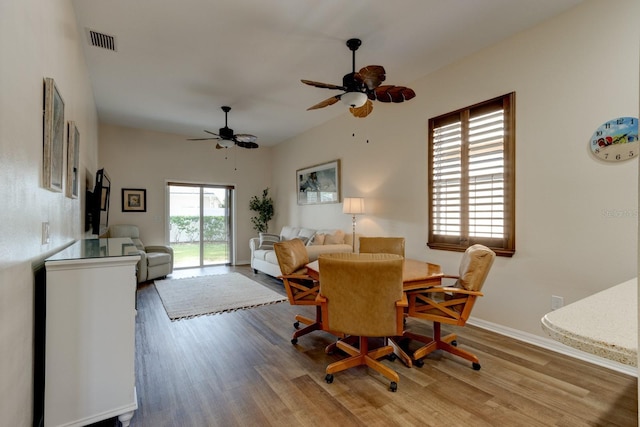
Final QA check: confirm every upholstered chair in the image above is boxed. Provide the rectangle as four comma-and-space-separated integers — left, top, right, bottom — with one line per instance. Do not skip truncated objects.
105, 224, 174, 283
359, 237, 405, 257
273, 238, 343, 344
403, 244, 495, 369
317, 252, 407, 391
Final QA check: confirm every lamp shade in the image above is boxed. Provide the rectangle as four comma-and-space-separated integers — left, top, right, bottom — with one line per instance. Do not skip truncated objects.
343, 197, 365, 215
341, 92, 368, 108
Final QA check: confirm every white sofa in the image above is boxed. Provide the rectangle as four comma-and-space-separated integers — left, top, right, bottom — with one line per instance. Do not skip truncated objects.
250, 226, 356, 277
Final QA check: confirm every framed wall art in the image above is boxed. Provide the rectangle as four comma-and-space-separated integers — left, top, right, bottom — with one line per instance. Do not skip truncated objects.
43, 77, 65, 192
296, 159, 341, 205
122, 188, 147, 212
66, 121, 80, 198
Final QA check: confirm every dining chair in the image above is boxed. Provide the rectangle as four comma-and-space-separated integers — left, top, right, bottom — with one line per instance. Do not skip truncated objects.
359, 237, 405, 257
403, 244, 495, 369
273, 238, 341, 344
317, 252, 407, 391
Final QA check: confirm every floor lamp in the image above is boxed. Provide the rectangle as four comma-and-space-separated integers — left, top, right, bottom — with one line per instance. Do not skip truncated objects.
343, 197, 364, 252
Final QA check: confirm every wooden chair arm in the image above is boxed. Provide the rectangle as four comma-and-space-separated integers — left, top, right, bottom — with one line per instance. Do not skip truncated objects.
397, 292, 408, 308
278, 274, 314, 281
412, 286, 483, 297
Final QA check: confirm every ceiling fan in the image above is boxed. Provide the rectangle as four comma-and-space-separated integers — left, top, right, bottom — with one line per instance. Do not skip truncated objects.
301, 38, 416, 118
188, 106, 258, 149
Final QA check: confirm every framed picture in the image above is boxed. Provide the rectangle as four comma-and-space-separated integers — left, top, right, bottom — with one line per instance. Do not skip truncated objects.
65, 121, 80, 198
43, 77, 65, 192
122, 188, 147, 212
296, 159, 341, 205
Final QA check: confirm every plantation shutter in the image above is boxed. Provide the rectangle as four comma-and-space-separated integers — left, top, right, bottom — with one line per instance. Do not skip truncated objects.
428, 93, 515, 256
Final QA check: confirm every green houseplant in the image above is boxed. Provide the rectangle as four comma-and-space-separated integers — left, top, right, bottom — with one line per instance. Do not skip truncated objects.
249, 188, 274, 234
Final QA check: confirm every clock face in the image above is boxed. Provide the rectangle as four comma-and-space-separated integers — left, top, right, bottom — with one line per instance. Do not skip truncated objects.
590, 117, 639, 162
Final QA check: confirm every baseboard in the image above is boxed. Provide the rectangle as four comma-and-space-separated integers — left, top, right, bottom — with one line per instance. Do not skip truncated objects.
467, 318, 637, 377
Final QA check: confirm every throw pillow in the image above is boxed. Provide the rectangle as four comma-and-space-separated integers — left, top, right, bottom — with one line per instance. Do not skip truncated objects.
310, 233, 325, 245
258, 233, 280, 250
295, 236, 310, 246
324, 230, 345, 245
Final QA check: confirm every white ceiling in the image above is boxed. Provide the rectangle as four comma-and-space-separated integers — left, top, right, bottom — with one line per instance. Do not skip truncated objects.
72, 0, 583, 147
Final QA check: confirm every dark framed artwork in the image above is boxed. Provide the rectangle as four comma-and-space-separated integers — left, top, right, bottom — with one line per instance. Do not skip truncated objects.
66, 121, 80, 198
43, 77, 65, 192
296, 159, 341, 205
122, 188, 147, 212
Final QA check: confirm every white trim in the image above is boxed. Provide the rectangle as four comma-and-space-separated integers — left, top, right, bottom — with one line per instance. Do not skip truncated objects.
468, 317, 637, 377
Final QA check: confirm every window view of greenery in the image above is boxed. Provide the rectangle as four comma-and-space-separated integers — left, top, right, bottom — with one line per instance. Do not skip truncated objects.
169, 216, 229, 267
169, 184, 232, 268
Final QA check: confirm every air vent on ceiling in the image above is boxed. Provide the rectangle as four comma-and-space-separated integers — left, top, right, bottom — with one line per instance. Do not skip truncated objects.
87, 29, 117, 52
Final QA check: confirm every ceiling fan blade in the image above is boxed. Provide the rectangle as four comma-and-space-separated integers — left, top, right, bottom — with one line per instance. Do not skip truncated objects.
301, 79, 345, 90
187, 137, 218, 141
349, 99, 374, 118
233, 134, 257, 144
204, 129, 221, 137
236, 141, 259, 149
374, 85, 416, 103
357, 65, 386, 90
307, 95, 341, 110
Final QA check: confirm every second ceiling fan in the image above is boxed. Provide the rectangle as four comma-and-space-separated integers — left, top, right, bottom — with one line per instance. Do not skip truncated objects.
188, 106, 258, 149
301, 38, 416, 118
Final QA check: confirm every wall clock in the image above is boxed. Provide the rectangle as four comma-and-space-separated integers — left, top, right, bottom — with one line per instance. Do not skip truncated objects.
589, 116, 639, 162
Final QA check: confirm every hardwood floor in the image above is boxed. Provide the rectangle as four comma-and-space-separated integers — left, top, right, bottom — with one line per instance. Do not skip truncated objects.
110, 265, 636, 426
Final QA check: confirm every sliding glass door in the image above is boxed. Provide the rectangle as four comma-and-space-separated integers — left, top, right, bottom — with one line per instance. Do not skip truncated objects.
168, 183, 234, 269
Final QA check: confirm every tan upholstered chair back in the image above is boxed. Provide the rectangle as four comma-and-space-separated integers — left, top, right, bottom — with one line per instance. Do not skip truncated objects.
318, 253, 403, 337
273, 238, 310, 275
359, 237, 405, 257
456, 244, 496, 291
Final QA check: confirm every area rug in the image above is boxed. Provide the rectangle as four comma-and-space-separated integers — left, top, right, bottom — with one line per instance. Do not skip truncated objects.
154, 273, 286, 320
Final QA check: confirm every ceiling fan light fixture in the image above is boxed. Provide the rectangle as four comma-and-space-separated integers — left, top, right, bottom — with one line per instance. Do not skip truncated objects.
341, 91, 368, 108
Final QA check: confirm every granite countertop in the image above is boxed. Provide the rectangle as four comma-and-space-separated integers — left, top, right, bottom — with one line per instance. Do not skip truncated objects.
541, 277, 637, 367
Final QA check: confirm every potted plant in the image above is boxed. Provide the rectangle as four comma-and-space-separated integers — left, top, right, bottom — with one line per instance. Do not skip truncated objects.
249, 188, 274, 234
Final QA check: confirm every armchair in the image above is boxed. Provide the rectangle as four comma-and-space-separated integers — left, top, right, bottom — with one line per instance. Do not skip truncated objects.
273, 238, 344, 344
317, 252, 406, 391
105, 224, 174, 283
403, 244, 495, 369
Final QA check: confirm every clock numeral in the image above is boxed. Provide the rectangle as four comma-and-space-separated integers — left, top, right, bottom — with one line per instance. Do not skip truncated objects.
616, 154, 622, 160
617, 118, 625, 125
595, 131, 603, 137
629, 151, 635, 158
604, 123, 611, 129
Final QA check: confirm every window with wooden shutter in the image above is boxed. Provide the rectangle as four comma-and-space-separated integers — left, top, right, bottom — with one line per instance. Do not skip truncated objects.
428, 92, 515, 257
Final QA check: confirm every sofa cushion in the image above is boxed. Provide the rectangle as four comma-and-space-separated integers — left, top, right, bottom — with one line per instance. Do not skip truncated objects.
258, 232, 280, 250
310, 233, 325, 245
324, 230, 345, 245
253, 249, 271, 261
280, 226, 301, 240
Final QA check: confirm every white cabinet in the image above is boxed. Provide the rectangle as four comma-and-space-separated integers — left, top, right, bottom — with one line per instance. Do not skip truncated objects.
44, 238, 140, 427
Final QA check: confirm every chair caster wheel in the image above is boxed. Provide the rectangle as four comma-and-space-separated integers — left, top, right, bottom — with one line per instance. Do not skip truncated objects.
388, 353, 397, 362
325, 374, 334, 384
291, 338, 298, 345
293, 321, 300, 329
414, 358, 425, 368
451, 340, 458, 346
390, 381, 398, 392
472, 362, 481, 371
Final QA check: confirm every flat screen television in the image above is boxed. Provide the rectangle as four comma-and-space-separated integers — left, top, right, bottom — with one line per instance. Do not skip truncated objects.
85, 168, 111, 235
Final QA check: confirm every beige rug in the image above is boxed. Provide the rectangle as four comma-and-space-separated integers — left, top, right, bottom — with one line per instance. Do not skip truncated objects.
154, 273, 286, 320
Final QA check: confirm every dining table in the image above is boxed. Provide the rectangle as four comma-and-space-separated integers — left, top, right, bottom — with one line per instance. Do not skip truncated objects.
305, 257, 444, 367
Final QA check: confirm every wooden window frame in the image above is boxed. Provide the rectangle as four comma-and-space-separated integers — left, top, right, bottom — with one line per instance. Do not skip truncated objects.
428, 92, 515, 257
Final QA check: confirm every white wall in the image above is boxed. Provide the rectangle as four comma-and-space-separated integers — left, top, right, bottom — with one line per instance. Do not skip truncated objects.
0, 0, 99, 425
98, 124, 272, 264
271, 0, 639, 337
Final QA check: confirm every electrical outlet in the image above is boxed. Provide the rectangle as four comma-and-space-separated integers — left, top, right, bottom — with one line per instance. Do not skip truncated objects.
42, 222, 50, 244
551, 295, 564, 310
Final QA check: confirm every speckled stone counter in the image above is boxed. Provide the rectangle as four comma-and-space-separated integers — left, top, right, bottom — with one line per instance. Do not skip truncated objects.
541, 277, 637, 367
